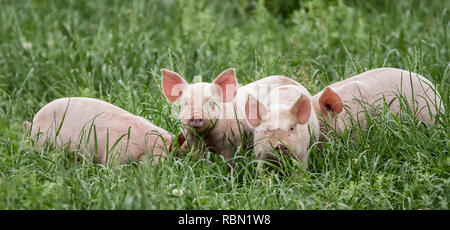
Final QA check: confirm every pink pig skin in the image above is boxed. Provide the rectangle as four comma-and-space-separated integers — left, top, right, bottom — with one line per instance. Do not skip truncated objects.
206, 75, 303, 159
161, 67, 301, 159
24, 97, 176, 165
311, 67, 445, 133
244, 84, 320, 168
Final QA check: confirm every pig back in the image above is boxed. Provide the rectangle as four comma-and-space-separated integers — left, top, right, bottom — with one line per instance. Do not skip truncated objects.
333, 68, 443, 124
262, 84, 311, 107
30, 97, 171, 164
234, 76, 303, 129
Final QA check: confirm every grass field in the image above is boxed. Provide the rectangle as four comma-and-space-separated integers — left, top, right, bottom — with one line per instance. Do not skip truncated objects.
0, 0, 449, 209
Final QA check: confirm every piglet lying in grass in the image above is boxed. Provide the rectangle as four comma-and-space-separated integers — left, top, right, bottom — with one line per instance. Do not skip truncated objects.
161, 68, 301, 160
311, 67, 445, 134
245, 84, 320, 168
24, 97, 183, 165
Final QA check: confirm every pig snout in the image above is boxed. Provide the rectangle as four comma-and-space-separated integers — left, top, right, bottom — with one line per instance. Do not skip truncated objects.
188, 118, 205, 128
274, 144, 290, 155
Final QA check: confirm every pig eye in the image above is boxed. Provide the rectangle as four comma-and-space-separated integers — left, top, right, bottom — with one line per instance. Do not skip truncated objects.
289, 127, 294, 132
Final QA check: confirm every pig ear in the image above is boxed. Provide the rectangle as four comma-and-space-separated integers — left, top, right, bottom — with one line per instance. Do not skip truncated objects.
177, 132, 186, 147
161, 69, 188, 103
291, 94, 312, 125
245, 94, 266, 127
169, 132, 186, 152
212, 68, 238, 102
318, 87, 343, 115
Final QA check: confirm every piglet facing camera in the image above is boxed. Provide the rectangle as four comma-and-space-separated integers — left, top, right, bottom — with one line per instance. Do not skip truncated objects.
245, 84, 320, 169
161, 68, 237, 133
25, 97, 183, 165
161, 68, 242, 158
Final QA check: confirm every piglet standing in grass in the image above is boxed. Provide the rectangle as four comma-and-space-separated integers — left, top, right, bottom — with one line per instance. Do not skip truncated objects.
311, 67, 445, 134
245, 85, 320, 168
161, 68, 301, 159
24, 97, 183, 165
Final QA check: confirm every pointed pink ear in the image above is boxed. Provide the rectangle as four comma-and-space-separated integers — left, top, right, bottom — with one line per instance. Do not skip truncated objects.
161, 69, 188, 103
319, 87, 343, 115
212, 68, 238, 102
291, 94, 311, 125
245, 94, 266, 127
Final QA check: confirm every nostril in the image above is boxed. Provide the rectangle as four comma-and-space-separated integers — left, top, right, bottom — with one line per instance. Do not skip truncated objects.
196, 119, 205, 126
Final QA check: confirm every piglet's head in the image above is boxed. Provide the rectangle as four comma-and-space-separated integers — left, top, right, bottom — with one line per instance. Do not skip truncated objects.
161, 68, 238, 133
245, 93, 313, 167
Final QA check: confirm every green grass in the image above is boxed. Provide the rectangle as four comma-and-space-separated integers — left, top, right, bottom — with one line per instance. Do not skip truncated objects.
0, 0, 449, 209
